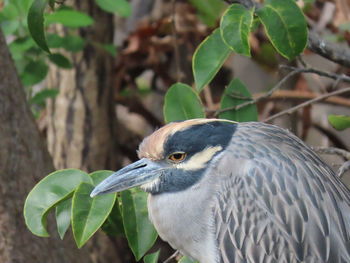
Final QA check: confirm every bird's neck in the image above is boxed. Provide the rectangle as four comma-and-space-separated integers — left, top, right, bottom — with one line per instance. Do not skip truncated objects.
147, 181, 219, 263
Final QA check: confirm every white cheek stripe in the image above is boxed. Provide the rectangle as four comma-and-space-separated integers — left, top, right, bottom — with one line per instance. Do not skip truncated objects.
177, 146, 223, 170
141, 177, 160, 192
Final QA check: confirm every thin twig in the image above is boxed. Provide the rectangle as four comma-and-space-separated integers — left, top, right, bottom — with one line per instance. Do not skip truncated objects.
203, 86, 215, 110
297, 55, 308, 68
171, 0, 181, 82
206, 90, 350, 115
263, 87, 350, 122
280, 65, 350, 83
163, 250, 180, 263
214, 69, 301, 116
215, 64, 350, 116
331, 76, 343, 90
254, 90, 350, 107
311, 146, 350, 160
338, 161, 350, 178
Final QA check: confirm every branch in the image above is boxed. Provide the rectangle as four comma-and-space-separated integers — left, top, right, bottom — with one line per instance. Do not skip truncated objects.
313, 122, 348, 150
214, 63, 350, 116
308, 31, 350, 68
280, 65, 350, 84
263, 86, 350, 122
312, 147, 350, 178
338, 161, 350, 178
311, 146, 350, 160
214, 69, 301, 116
256, 90, 350, 107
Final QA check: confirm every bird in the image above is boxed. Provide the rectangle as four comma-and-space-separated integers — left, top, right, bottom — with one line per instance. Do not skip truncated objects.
91, 118, 350, 263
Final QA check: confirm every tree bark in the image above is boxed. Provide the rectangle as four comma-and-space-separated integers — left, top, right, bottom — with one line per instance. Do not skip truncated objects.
46, 1, 131, 262
0, 28, 92, 263
47, 0, 120, 172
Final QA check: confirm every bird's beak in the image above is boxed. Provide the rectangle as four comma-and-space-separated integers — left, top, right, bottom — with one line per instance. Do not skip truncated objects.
90, 158, 164, 197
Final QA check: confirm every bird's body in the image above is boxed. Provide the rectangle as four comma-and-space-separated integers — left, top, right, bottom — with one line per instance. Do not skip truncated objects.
91, 119, 350, 263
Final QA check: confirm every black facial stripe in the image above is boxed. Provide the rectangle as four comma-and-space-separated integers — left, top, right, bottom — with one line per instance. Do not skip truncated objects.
146, 121, 237, 195
150, 168, 206, 194
163, 121, 237, 157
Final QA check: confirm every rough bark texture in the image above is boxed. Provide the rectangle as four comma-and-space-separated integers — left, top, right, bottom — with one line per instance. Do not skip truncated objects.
47, 0, 120, 172
0, 29, 93, 263
46, 1, 130, 262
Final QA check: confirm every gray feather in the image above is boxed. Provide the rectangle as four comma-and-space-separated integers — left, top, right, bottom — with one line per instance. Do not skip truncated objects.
213, 122, 350, 263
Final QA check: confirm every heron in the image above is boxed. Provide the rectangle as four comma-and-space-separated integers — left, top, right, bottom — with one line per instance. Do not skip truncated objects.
91, 119, 350, 263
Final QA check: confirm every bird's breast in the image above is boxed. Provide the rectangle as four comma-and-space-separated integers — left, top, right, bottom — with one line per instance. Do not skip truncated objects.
148, 188, 219, 263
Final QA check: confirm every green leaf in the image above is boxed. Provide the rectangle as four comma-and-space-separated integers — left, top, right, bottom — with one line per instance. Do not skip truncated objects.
45, 9, 94, 27
256, 0, 307, 59
29, 88, 59, 106
1, 20, 20, 36
48, 0, 55, 10
55, 198, 72, 240
328, 115, 350, 131
0, 3, 20, 20
47, 33, 65, 48
95, 0, 132, 17
48, 53, 73, 69
193, 28, 231, 92
24, 169, 91, 237
255, 42, 279, 68
163, 83, 205, 123
178, 256, 198, 263
251, 17, 261, 32
47, 34, 86, 52
27, 0, 50, 53
189, 0, 225, 27
101, 199, 125, 236
12, 0, 34, 14
144, 250, 160, 263
220, 4, 254, 57
20, 59, 49, 86
121, 189, 158, 261
219, 78, 258, 122
72, 181, 116, 248
92, 171, 125, 237
101, 43, 117, 57
89, 170, 115, 186
9, 37, 36, 60
62, 35, 86, 52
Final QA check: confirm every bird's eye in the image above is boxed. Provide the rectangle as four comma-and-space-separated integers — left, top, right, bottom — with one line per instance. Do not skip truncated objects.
168, 152, 187, 163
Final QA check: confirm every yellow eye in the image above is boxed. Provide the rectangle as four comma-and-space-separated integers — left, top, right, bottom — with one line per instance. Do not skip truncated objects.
168, 152, 187, 163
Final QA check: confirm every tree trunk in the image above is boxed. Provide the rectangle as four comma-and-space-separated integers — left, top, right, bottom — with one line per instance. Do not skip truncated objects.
46, 1, 131, 262
0, 28, 93, 263
47, 0, 120, 172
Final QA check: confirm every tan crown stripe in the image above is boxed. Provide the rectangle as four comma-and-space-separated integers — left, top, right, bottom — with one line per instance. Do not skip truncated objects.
137, 119, 237, 160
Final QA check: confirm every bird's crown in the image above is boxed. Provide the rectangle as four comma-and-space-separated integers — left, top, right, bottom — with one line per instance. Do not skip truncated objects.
138, 118, 237, 162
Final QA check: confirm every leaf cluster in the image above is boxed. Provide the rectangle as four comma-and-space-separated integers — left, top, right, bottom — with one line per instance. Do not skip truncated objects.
24, 169, 158, 261
0, 0, 121, 117
165, 0, 308, 123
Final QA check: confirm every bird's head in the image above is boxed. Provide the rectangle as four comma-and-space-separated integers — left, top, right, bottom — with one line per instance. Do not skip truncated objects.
90, 119, 237, 196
